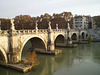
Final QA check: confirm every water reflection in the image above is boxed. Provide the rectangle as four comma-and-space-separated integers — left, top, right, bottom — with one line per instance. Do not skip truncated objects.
0, 42, 100, 75
92, 43, 100, 64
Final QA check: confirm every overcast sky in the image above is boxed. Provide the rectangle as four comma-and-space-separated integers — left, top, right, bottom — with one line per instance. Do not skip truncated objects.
0, 0, 100, 18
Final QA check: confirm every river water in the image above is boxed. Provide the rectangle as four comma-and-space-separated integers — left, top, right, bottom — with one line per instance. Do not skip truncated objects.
0, 42, 100, 75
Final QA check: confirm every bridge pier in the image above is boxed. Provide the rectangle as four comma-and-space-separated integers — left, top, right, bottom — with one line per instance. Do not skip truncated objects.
7, 52, 20, 63
47, 22, 55, 51
82, 35, 86, 40
47, 43, 55, 51
67, 23, 73, 46
67, 38, 72, 45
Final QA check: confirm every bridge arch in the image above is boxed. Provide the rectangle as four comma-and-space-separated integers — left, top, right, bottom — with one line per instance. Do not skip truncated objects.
20, 35, 47, 59
71, 33, 77, 41
86, 33, 88, 39
54, 34, 65, 47
0, 46, 7, 63
81, 32, 85, 40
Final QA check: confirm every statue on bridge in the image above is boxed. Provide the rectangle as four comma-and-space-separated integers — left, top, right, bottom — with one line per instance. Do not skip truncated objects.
10, 19, 15, 30
56, 24, 58, 30
48, 21, 52, 33
35, 21, 38, 31
67, 23, 71, 32
48, 21, 51, 30
67, 23, 72, 45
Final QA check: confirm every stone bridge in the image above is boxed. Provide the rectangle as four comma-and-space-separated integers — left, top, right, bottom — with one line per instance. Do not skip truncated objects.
0, 20, 88, 64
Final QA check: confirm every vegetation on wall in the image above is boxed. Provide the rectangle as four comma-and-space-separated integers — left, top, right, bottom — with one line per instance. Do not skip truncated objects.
0, 19, 11, 30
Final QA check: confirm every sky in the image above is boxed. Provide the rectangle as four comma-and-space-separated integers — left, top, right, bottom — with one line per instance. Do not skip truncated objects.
0, 0, 100, 18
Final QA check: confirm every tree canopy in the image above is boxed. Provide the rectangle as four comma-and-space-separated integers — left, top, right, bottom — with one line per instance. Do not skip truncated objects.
0, 12, 73, 30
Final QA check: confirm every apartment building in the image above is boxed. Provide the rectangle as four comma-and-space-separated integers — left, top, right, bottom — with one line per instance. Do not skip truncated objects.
73, 15, 88, 30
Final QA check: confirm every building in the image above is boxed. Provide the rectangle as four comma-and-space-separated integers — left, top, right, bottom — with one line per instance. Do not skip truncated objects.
73, 15, 88, 30
92, 16, 100, 29
73, 15, 94, 30
85, 16, 94, 29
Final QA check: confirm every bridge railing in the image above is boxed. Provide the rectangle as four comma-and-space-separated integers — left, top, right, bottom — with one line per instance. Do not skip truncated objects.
14, 29, 67, 34
0, 29, 48, 35
12, 29, 48, 34
52, 29, 66, 32
0, 29, 68, 36
38, 29, 48, 33
14, 30, 36, 34
71, 29, 79, 32
0, 30, 9, 36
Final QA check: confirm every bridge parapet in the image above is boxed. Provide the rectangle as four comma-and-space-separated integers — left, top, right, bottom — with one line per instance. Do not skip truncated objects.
14, 30, 36, 34
52, 29, 66, 32
71, 29, 79, 32
81, 29, 87, 31
0, 29, 48, 35
38, 29, 48, 33
13, 29, 47, 34
0, 30, 9, 36
0, 29, 67, 36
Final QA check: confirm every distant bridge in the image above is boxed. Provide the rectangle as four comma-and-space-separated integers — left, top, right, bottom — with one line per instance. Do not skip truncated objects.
0, 19, 88, 64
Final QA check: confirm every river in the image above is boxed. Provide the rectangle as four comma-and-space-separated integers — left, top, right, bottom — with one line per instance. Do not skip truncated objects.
0, 42, 100, 75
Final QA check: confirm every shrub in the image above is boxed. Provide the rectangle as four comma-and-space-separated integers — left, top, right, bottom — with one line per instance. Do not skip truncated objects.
87, 37, 92, 43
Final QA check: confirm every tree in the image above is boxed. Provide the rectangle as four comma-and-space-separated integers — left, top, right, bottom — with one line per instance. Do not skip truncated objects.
87, 37, 92, 43
0, 11, 73, 30
0, 19, 11, 30
25, 50, 40, 67
14, 15, 35, 30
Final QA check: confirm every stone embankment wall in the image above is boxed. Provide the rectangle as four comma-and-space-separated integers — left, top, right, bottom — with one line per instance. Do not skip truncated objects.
88, 29, 100, 39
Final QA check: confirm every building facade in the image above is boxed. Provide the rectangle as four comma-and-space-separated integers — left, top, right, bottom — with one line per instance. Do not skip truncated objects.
92, 16, 100, 29
73, 15, 88, 30
73, 15, 93, 30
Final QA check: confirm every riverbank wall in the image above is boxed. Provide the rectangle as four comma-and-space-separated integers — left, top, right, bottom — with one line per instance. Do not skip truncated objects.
87, 29, 100, 41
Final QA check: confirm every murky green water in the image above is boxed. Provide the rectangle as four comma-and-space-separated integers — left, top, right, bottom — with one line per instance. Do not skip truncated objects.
0, 42, 100, 75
